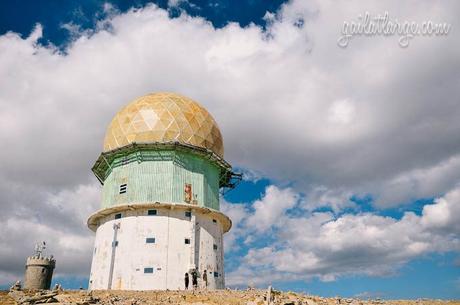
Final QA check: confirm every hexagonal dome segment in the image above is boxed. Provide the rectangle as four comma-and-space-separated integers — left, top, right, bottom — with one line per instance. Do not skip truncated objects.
103, 92, 224, 157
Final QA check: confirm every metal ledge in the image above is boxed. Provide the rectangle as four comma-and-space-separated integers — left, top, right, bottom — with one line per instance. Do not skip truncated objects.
91, 142, 240, 188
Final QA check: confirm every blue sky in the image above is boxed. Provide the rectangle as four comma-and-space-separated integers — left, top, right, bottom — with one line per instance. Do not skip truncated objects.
0, 0, 285, 46
222, 178, 459, 299
0, 0, 459, 299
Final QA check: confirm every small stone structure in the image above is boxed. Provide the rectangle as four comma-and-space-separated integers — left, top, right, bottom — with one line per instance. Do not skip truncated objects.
24, 242, 56, 290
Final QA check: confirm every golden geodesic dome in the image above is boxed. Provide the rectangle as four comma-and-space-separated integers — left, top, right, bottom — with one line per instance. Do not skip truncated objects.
103, 92, 224, 157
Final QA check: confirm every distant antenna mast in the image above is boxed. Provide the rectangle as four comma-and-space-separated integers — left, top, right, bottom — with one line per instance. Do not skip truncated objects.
34, 241, 46, 257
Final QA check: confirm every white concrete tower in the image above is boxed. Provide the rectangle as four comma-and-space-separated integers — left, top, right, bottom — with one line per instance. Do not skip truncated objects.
88, 92, 240, 290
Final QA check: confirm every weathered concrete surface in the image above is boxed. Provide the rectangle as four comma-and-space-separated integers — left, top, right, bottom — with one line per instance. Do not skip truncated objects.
89, 207, 226, 290
2, 289, 459, 305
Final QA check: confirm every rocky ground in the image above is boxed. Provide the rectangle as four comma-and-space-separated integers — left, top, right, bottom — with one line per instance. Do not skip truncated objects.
1, 289, 459, 305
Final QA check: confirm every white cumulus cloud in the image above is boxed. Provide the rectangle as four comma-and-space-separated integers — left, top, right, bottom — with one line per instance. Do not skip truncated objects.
225, 185, 460, 286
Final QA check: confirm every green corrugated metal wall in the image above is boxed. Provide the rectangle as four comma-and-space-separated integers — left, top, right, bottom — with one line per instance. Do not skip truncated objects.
101, 150, 220, 210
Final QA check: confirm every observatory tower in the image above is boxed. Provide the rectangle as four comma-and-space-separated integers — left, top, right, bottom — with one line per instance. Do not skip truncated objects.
88, 92, 239, 290
24, 242, 55, 290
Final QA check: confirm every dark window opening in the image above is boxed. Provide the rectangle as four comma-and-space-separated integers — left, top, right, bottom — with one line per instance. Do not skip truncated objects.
112, 241, 119, 247
146, 237, 156, 244
185, 211, 192, 218
148, 209, 157, 216
212, 219, 217, 223
144, 267, 154, 274
214, 272, 218, 278
119, 184, 127, 194
213, 244, 218, 250
115, 213, 122, 219
184, 238, 190, 244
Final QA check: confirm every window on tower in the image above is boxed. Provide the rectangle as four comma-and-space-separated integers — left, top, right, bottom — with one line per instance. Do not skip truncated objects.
146, 237, 156, 244
185, 211, 192, 218
214, 272, 219, 278
144, 267, 154, 274
147, 209, 157, 216
184, 238, 191, 244
114, 213, 122, 219
119, 184, 127, 194
213, 244, 218, 250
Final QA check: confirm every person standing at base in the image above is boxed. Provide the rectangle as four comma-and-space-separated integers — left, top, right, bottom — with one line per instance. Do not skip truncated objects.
202, 270, 208, 289
184, 273, 189, 290
192, 270, 198, 289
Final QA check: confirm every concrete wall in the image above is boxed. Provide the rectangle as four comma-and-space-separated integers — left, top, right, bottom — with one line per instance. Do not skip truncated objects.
89, 207, 225, 290
101, 150, 220, 210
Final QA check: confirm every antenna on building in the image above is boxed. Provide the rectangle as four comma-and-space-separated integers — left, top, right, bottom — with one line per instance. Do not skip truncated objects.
220, 172, 243, 195
34, 241, 46, 257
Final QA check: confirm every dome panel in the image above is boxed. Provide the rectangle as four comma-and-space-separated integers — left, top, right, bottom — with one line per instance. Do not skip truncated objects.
103, 92, 224, 157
